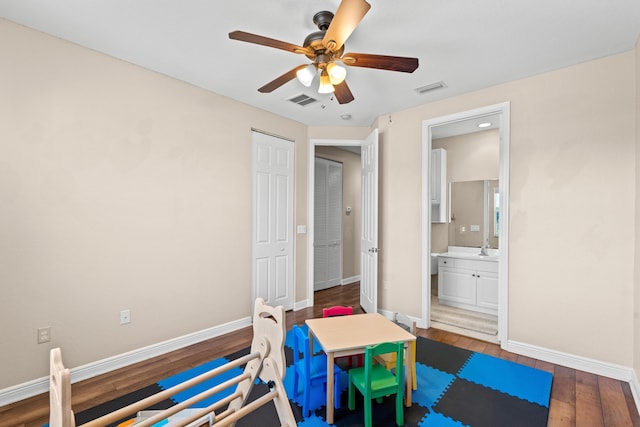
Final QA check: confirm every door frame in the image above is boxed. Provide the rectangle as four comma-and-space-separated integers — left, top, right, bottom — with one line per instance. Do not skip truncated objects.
307, 138, 364, 308
421, 102, 510, 345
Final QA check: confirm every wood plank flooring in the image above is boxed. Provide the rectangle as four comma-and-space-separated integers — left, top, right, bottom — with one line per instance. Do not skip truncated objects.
1, 283, 638, 427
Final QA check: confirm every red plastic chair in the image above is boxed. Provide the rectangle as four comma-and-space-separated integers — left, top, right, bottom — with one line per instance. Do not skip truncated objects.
322, 305, 353, 317
322, 306, 363, 367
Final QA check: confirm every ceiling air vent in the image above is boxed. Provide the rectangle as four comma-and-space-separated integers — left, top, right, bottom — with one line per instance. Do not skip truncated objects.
415, 81, 447, 94
289, 94, 318, 106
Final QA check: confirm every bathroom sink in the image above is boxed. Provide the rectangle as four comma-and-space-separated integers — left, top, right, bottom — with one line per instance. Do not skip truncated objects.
439, 246, 499, 262
440, 252, 499, 261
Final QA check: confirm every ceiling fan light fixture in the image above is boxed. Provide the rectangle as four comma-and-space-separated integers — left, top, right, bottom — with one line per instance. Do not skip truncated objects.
296, 64, 317, 87
318, 71, 335, 94
230, 1, 419, 104
326, 62, 347, 85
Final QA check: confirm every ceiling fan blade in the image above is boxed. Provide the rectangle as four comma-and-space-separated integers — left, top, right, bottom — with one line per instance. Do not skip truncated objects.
322, 0, 371, 52
333, 80, 355, 104
342, 52, 419, 73
258, 65, 307, 93
229, 31, 312, 55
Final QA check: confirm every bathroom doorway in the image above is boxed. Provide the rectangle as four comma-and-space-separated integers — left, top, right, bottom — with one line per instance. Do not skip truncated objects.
421, 103, 510, 344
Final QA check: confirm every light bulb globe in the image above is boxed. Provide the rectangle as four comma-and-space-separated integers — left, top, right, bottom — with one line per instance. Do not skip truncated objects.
327, 62, 347, 85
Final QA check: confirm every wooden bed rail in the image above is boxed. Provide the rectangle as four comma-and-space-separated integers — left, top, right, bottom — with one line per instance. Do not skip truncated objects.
49, 298, 295, 427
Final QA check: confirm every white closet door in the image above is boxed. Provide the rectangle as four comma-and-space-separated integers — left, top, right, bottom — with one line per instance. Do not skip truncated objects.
314, 161, 328, 287
252, 131, 294, 310
314, 158, 342, 290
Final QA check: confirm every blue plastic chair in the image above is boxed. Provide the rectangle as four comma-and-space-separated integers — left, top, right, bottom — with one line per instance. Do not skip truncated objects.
292, 324, 342, 417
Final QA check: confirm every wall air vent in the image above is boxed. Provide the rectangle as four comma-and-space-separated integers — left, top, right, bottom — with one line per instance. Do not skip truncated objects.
289, 94, 318, 106
415, 81, 447, 94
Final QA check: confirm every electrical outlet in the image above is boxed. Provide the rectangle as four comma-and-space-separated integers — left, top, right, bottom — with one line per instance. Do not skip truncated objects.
120, 309, 131, 325
37, 327, 51, 344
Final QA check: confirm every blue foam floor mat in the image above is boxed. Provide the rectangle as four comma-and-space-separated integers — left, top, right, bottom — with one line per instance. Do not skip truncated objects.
62, 332, 553, 427
457, 352, 553, 406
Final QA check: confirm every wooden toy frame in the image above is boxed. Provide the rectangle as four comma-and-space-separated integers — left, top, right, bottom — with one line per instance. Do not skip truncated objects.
49, 298, 295, 427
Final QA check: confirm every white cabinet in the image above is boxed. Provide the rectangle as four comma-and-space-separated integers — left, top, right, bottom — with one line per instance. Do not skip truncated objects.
439, 267, 476, 305
476, 273, 499, 311
438, 256, 498, 314
431, 148, 447, 223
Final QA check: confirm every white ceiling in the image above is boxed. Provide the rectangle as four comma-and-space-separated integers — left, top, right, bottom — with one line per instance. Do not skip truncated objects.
2, 0, 639, 128
430, 113, 501, 139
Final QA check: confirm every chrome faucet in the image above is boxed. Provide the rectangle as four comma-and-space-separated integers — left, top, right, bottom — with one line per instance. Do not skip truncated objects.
479, 238, 489, 256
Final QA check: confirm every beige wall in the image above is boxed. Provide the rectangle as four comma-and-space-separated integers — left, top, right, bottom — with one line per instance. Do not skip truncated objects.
2, 17, 639, 392
314, 147, 361, 280
376, 52, 636, 366
0, 19, 308, 388
434, 129, 500, 182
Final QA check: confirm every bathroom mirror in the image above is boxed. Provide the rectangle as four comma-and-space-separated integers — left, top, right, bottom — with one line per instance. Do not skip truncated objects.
448, 179, 499, 248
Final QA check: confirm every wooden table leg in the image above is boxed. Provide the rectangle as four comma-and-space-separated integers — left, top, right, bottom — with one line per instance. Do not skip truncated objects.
326, 351, 335, 424
404, 342, 412, 407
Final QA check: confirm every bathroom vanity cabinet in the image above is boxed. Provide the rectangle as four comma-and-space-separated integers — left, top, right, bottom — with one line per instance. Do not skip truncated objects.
438, 255, 498, 314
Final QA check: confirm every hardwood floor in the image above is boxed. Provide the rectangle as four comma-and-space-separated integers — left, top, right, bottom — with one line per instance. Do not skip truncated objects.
1, 283, 638, 427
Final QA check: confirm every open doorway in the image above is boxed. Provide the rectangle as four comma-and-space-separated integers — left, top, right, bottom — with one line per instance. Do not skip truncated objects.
308, 130, 379, 312
310, 142, 361, 305
421, 103, 510, 345
314, 155, 349, 291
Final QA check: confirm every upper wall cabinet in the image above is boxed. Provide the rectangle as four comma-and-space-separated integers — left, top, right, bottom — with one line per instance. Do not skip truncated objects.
431, 148, 447, 223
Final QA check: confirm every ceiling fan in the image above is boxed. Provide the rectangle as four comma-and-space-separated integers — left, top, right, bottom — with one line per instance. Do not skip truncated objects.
228, 0, 419, 104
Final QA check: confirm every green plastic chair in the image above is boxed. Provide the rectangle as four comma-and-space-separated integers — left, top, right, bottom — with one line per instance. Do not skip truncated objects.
348, 341, 405, 427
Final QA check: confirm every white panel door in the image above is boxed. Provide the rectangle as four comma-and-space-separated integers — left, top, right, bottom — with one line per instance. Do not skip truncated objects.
360, 129, 379, 313
252, 131, 294, 310
314, 158, 342, 291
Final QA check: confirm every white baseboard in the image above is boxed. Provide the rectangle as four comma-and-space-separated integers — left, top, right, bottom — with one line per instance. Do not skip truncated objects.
0, 316, 252, 407
507, 338, 640, 415
630, 371, 640, 413
378, 308, 393, 319
506, 339, 635, 382
342, 275, 360, 285
294, 299, 311, 311
377, 309, 423, 328
311, 277, 361, 298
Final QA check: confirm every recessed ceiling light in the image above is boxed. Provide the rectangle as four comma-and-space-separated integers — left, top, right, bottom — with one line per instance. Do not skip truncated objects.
478, 122, 491, 128
340, 114, 352, 120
